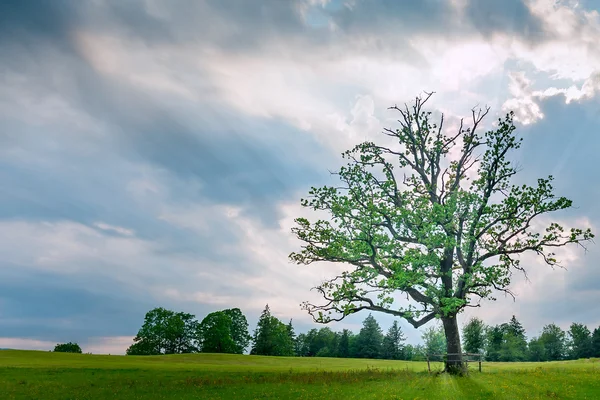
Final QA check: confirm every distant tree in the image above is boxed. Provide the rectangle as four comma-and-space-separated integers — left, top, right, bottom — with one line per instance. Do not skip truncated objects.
382, 321, 406, 360
126, 307, 199, 355
540, 323, 566, 361
499, 316, 527, 361
355, 314, 384, 359
320, 330, 341, 358
422, 325, 446, 360
485, 325, 505, 361
337, 329, 352, 358
567, 323, 592, 359
295, 333, 306, 356
223, 308, 251, 353
290, 93, 594, 374
198, 311, 236, 353
403, 344, 415, 361
125, 339, 157, 356
286, 319, 296, 346
527, 337, 546, 361
53, 342, 82, 353
399, 343, 426, 361
251, 305, 295, 356
591, 327, 600, 358
314, 327, 337, 357
462, 317, 485, 354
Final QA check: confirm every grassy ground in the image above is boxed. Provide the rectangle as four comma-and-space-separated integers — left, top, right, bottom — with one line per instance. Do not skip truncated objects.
1, 350, 599, 399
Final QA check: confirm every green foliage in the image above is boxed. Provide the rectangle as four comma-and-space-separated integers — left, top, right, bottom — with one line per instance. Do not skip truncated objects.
567, 323, 592, 359
3, 351, 600, 399
354, 314, 384, 359
381, 321, 406, 360
404, 344, 427, 361
500, 316, 528, 361
527, 337, 546, 362
198, 312, 236, 354
222, 308, 252, 354
484, 325, 504, 361
53, 342, 82, 353
484, 316, 527, 362
592, 327, 600, 358
126, 307, 199, 355
337, 329, 352, 358
288, 93, 594, 366
539, 323, 567, 361
250, 305, 295, 356
462, 317, 485, 354
422, 325, 446, 358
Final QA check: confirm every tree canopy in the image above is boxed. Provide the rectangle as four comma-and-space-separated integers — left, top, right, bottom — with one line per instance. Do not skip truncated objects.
462, 317, 485, 354
53, 342, 82, 353
250, 305, 295, 356
126, 307, 199, 355
289, 92, 594, 373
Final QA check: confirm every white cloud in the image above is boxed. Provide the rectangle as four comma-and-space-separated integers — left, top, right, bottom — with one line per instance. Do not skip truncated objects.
502, 71, 545, 125
0, 338, 55, 351
83, 336, 134, 355
93, 222, 134, 236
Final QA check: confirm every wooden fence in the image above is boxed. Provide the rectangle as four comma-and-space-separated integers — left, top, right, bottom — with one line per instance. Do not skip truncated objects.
426, 352, 483, 373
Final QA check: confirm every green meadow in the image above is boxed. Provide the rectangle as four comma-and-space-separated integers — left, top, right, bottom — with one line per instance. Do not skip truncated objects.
1, 350, 599, 399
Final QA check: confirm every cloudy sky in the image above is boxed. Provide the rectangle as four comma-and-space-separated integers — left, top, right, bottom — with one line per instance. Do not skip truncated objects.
1, 0, 599, 354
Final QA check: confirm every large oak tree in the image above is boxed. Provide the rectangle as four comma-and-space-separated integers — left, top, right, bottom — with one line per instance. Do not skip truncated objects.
289, 92, 593, 374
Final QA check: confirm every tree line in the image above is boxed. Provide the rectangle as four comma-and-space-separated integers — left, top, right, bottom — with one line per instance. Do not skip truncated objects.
123, 305, 600, 362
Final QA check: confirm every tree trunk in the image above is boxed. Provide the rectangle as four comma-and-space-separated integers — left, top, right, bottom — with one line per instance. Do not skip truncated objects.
442, 315, 468, 375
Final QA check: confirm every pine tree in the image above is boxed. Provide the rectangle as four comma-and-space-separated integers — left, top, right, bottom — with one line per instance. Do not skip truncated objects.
250, 305, 295, 356
355, 314, 383, 359
286, 319, 296, 348
500, 315, 527, 361
382, 321, 406, 360
591, 327, 600, 358
251, 305, 274, 355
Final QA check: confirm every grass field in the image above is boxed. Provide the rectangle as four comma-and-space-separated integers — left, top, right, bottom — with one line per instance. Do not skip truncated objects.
1, 350, 599, 399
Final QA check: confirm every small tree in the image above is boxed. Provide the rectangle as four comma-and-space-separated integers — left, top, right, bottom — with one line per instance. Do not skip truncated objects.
198, 311, 237, 353
422, 324, 446, 358
251, 305, 295, 356
290, 93, 593, 374
337, 329, 353, 358
527, 337, 546, 361
591, 326, 600, 357
567, 323, 592, 359
484, 325, 505, 361
462, 317, 485, 354
53, 342, 82, 353
499, 316, 527, 361
126, 307, 199, 355
355, 313, 384, 359
223, 308, 252, 354
382, 321, 406, 360
540, 323, 566, 361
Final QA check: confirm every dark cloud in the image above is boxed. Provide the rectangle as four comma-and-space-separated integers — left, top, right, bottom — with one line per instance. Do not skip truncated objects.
0, 0, 598, 350
329, 0, 459, 34
0, 0, 80, 46
464, 0, 549, 42
0, 268, 151, 341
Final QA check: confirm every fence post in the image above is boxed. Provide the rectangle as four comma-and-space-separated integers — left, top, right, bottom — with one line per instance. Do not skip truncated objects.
427, 354, 430, 373
478, 353, 482, 372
